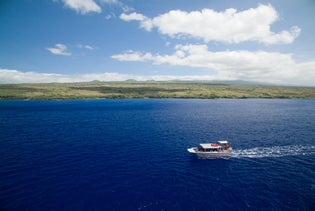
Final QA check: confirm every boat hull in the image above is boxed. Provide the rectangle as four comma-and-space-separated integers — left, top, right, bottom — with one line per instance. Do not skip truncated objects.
187, 147, 232, 159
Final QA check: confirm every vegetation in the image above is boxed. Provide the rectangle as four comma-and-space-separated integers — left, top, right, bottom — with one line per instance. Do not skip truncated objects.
0, 81, 314, 99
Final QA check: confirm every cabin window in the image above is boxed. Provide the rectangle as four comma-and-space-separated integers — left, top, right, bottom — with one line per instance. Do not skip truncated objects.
198, 147, 204, 152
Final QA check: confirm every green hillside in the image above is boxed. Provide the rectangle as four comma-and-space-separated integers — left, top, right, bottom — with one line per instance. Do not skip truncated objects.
0, 82, 314, 99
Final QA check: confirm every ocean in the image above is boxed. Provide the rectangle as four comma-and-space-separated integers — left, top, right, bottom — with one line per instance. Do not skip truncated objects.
0, 99, 314, 210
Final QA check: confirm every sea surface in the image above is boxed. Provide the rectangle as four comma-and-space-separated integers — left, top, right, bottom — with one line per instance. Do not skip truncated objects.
0, 99, 314, 210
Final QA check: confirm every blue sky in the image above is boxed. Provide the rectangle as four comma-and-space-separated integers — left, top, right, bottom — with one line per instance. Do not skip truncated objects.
0, 0, 314, 85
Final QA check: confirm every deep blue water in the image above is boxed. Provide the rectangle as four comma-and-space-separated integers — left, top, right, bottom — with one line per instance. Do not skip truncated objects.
0, 99, 314, 210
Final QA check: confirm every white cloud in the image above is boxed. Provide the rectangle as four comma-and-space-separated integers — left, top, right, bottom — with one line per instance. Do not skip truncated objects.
120, 4, 301, 44
0, 69, 130, 83
77, 44, 96, 50
46, 44, 72, 56
0, 69, 68, 83
120, 12, 146, 21
101, 0, 118, 3
60, 0, 101, 14
1, 64, 314, 86
101, 0, 133, 12
0, 68, 216, 84
54, 0, 133, 14
111, 44, 315, 86
120, 12, 153, 31
112, 50, 152, 62
84, 45, 94, 50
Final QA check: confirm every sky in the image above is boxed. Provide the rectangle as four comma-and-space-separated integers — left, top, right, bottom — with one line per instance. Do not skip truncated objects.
0, 0, 315, 86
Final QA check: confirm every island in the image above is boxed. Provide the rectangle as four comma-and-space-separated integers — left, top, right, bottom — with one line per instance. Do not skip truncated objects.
0, 81, 314, 99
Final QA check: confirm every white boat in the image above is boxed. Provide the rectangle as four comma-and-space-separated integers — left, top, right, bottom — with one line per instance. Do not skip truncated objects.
187, 140, 232, 158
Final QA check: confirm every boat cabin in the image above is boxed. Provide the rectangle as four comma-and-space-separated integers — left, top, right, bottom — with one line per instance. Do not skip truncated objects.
198, 143, 222, 152
218, 140, 231, 150
197, 141, 230, 152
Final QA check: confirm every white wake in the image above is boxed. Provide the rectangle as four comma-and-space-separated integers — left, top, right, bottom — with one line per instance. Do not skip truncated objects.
232, 145, 315, 158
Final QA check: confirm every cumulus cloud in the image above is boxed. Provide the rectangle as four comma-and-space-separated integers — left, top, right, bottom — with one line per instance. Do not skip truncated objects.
46, 44, 72, 56
0, 69, 130, 83
120, 12, 146, 21
101, 0, 117, 3
57, 0, 102, 14
0, 69, 68, 83
1, 63, 314, 86
55, 0, 133, 14
120, 4, 301, 44
120, 12, 153, 31
112, 50, 153, 62
111, 44, 315, 86
0, 68, 217, 84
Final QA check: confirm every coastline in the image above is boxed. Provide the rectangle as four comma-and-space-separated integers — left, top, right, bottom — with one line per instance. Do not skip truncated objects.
1, 82, 314, 100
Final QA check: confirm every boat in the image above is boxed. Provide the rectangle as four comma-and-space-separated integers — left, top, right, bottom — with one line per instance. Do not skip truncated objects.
187, 140, 232, 158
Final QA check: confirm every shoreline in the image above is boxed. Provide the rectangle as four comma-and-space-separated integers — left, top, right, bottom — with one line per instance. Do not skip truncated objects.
1, 97, 315, 101
1, 82, 314, 100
